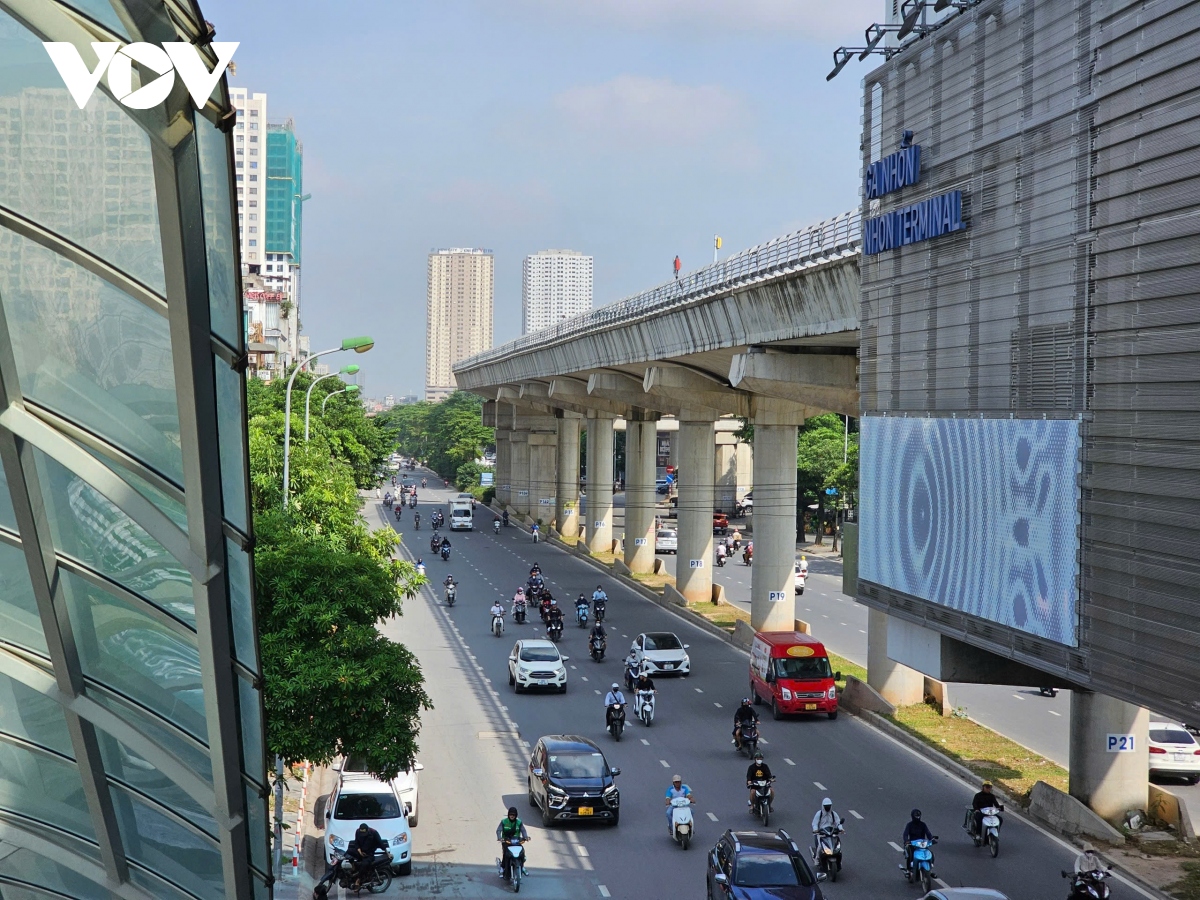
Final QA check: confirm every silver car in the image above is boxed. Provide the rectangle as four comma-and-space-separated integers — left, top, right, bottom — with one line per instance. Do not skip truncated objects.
655, 528, 678, 554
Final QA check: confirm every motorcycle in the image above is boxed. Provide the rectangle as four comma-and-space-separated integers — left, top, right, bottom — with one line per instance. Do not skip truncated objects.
669, 795, 694, 850
589, 635, 606, 661
749, 777, 774, 826
811, 825, 843, 882
416, 562, 426, 577
593, 600, 606, 624
636, 688, 656, 727
430, 534, 441, 553
1063, 866, 1112, 900
445, 583, 457, 607
965, 804, 1003, 858
607, 703, 625, 741
716, 551, 726, 568
394, 506, 403, 521
512, 599, 527, 624
409, 496, 416, 509
494, 520, 501, 534
440, 545, 451, 561
575, 602, 589, 627
492, 611, 505, 637
903, 837, 938, 893
312, 848, 393, 898
1039, 686, 1059, 698
624, 660, 641, 692
413, 515, 421, 531
743, 547, 753, 566
496, 838, 526, 893
737, 720, 760, 758
547, 619, 563, 642
539, 599, 553, 624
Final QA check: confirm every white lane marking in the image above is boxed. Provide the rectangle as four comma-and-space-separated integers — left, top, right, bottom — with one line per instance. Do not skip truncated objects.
706, 812, 719, 822
598, 887, 611, 898
859, 629, 866, 634
659, 759, 671, 768
1049, 710, 1062, 716
888, 841, 903, 852
714, 702, 723, 709
759, 738, 768, 744
849, 809, 863, 819
594, 689, 600, 695
581, 677, 589, 682
571, 665, 577, 670
935, 878, 950, 889
640, 739, 650, 746
783, 758, 796, 766
695, 688, 704, 693
813, 781, 826, 790
1012, 693, 1025, 701
575, 845, 589, 858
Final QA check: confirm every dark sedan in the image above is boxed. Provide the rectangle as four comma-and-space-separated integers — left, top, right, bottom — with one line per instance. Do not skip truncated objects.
707, 830, 826, 900
527, 735, 621, 827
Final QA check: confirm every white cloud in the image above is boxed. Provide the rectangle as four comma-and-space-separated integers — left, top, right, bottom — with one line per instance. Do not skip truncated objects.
552, 75, 748, 150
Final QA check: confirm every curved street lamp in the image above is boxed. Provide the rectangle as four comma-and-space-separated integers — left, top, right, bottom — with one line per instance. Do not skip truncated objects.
304, 364, 360, 441
321, 383, 360, 414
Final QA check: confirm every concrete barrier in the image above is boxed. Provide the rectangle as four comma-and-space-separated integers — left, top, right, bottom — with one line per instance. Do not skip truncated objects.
653, 558, 665, 575
1149, 783, 1197, 842
712, 583, 726, 605
732, 619, 756, 651
794, 619, 811, 634
664, 584, 687, 607
840, 675, 896, 716
612, 558, 632, 576
1028, 781, 1126, 846
924, 677, 952, 716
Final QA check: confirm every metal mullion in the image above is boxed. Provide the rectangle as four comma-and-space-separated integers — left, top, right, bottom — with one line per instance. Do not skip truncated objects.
0, 524, 18, 547
0, 818, 159, 900
152, 113, 253, 898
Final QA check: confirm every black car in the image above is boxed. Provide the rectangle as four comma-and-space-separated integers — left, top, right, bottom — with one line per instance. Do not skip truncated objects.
707, 830, 826, 900
527, 735, 621, 827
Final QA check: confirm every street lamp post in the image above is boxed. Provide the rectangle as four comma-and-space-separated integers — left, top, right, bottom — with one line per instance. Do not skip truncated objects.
322, 384, 359, 414
304, 364, 359, 441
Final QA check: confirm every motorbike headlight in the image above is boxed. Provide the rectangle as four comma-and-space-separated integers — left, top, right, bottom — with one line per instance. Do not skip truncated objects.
781, 688, 792, 701
827, 686, 837, 700
329, 835, 344, 849
392, 834, 408, 845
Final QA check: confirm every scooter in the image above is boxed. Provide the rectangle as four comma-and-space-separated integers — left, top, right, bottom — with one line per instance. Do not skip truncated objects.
750, 777, 773, 827
1063, 866, 1112, 899
737, 721, 760, 758
445, 583, 457, 607
394, 506, 403, 521
440, 545, 451, 561
607, 703, 625, 741
494, 520, 501, 534
496, 838, 526, 893
512, 599, 527, 624
312, 848, 393, 898
669, 795, 694, 850
902, 837, 938, 893
593, 600, 606, 625
965, 805, 1003, 858
811, 825, 843, 882
414, 516, 421, 531
492, 611, 505, 637
625, 660, 641, 691
546, 620, 563, 642
637, 688, 656, 727
430, 533, 441, 553
575, 602, 589, 627
589, 635, 606, 661
716, 552, 726, 568
539, 599, 553, 624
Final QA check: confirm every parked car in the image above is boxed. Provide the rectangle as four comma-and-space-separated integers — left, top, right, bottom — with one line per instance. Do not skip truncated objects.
737, 492, 754, 515
1149, 722, 1200, 784
324, 773, 413, 875
508, 639, 569, 693
655, 528, 678, 554
336, 756, 424, 827
707, 829, 826, 899
630, 632, 690, 676
713, 512, 729, 534
656, 478, 672, 495
528, 735, 621, 826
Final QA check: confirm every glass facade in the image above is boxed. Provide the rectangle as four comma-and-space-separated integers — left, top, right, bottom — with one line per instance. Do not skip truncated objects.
0, 4, 267, 899
264, 124, 302, 262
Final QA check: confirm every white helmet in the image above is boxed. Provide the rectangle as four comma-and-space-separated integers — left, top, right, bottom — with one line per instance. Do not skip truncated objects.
822, 798, 832, 808
611, 683, 620, 690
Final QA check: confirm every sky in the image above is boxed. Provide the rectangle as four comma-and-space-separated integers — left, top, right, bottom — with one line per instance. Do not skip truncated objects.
201, 0, 887, 397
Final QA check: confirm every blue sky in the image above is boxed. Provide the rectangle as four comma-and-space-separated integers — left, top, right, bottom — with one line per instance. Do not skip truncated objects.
202, 0, 885, 397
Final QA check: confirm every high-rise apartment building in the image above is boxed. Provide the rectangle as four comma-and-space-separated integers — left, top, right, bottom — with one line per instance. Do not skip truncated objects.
425, 248, 494, 401
522, 250, 593, 334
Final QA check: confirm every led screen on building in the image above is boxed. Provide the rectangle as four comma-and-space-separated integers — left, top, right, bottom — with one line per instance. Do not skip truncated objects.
860, 416, 1081, 646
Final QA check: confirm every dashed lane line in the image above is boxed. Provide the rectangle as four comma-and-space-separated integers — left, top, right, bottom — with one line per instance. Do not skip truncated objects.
659, 759, 671, 768
706, 812, 719, 822
1012, 693, 1025, 701
783, 758, 796, 766
694, 688, 704, 693
1049, 710, 1062, 716
598, 887, 610, 898
888, 841, 903, 852
813, 781, 826, 790
640, 739, 650, 746
714, 702, 723, 709
849, 810, 863, 820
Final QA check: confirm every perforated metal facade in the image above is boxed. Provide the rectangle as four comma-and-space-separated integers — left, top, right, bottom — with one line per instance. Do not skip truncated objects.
858, 0, 1200, 723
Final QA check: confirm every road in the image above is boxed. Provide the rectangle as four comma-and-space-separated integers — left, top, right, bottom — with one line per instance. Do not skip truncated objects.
378, 476, 1150, 900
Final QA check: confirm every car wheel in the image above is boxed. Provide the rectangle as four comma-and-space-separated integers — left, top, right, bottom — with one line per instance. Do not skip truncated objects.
771, 698, 781, 720
528, 781, 538, 809
558, 684, 567, 694
541, 801, 553, 828
509, 671, 515, 686
408, 799, 419, 828
609, 809, 620, 827
1189, 775, 1200, 786
752, 683, 762, 706
799, 586, 805, 595
396, 861, 412, 877
828, 710, 838, 720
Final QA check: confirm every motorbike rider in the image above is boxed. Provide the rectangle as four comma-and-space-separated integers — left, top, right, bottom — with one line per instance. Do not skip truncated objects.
604, 683, 626, 728
415, 558, 425, 576
546, 599, 564, 632
968, 781, 1003, 837
421, 478, 427, 488
730, 527, 742, 550
347, 822, 385, 888
489, 599, 506, 626
512, 586, 526, 605
811, 797, 844, 856
589, 620, 607, 651
1074, 843, 1104, 876
440, 536, 451, 556
413, 512, 421, 529
531, 522, 540, 542
624, 649, 641, 688
733, 697, 759, 748
493, 515, 501, 532
635, 670, 656, 693
901, 808, 934, 873
575, 593, 590, 620
443, 574, 457, 593
592, 585, 608, 605
716, 541, 728, 565
664, 775, 694, 835
746, 750, 774, 809
496, 805, 529, 880
502, 510, 509, 526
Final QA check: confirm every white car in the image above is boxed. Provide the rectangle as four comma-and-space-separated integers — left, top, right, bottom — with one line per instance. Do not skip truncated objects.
337, 756, 424, 827
630, 632, 690, 676
324, 773, 413, 874
794, 562, 807, 595
655, 528, 678, 554
920, 890, 1009, 900
509, 639, 568, 693
1149, 722, 1200, 784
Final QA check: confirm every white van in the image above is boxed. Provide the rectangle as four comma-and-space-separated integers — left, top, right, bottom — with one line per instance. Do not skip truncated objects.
449, 499, 474, 530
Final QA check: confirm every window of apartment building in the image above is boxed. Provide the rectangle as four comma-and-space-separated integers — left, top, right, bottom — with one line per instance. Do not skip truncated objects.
249, 175, 257, 181
249, 227, 257, 233
250, 109, 258, 116
249, 200, 257, 207
249, 135, 258, 142
250, 188, 257, 195
249, 240, 257, 246
250, 162, 258, 169
236, 174, 243, 181
248, 214, 257, 221
250, 122, 258, 130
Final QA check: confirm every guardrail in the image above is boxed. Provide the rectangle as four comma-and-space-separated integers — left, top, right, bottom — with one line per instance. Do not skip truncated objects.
455, 209, 860, 370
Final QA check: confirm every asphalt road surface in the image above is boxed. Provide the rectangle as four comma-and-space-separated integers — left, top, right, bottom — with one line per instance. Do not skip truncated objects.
382, 477, 1156, 900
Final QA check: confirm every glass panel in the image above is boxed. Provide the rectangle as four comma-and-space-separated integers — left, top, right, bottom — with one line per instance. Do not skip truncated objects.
0, 456, 16, 530
252, 873, 271, 900
238, 674, 265, 786
97, 734, 217, 838
0, 737, 95, 842
126, 868, 198, 900
58, 0, 133, 38
0, 14, 165, 291
85, 686, 212, 784
195, 110, 241, 346
35, 451, 195, 626
85, 445, 188, 533
0, 848, 108, 899
110, 784, 223, 900
0, 229, 182, 484
245, 782, 268, 874
0, 671, 72, 756
60, 568, 208, 744
226, 538, 257, 671
215, 358, 249, 532
0, 540, 48, 657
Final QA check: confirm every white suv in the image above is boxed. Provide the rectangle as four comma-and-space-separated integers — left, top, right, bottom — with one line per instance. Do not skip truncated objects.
324, 773, 413, 875
337, 756, 423, 827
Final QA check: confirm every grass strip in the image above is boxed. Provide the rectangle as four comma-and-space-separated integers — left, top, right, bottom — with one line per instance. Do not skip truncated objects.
1167, 861, 1200, 900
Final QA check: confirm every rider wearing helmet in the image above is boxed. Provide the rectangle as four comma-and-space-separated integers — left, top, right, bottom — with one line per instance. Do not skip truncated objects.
746, 750, 774, 809
348, 821, 384, 888
546, 598, 564, 629
733, 697, 759, 748
811, 797, 844, 855
603, 682, 626, 728
902, 808, 934, 873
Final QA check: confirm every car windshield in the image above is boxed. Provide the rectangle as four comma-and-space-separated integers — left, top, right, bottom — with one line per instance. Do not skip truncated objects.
657, 530, 676, 538
644, 634, 681, 651
520, 647, 560, 662
773, 657, 832, 680
734, 852, 806, 887
452, 509, 471, 517
1150, 728, 1196, 745
547, 752, 608, 779
333, 792, 401, 820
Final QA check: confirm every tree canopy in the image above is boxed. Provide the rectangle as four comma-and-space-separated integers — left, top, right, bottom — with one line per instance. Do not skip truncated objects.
795, 413, 858, 543
379, 391, 493, 479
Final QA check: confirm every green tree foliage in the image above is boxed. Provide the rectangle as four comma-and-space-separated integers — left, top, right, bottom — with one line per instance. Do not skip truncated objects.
796, 414, 858, 544
379, 392, 493, 478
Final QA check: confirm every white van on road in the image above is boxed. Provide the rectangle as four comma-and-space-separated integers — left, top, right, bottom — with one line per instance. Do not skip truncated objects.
449, 499, 474, 530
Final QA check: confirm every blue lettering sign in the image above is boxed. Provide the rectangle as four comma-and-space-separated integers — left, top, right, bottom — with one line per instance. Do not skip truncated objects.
863, 190, 966, 255
864, 145, 921, 199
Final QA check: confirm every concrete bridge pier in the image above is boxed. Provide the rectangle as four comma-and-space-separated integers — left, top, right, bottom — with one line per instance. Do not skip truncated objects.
676, 414, 716, 603
585, 413, 615, 555
528, 432, 557, 525
749, 411, 803, 631
494, 425, 512, 509
1070, 691, 1149, 825
509, 432, 530, 518
555, 414, 581, 539
624, 412, 658, 573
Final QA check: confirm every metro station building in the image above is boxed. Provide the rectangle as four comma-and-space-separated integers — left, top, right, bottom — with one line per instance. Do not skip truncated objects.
855, 0, 1200, 820
0, 2, 268, 898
